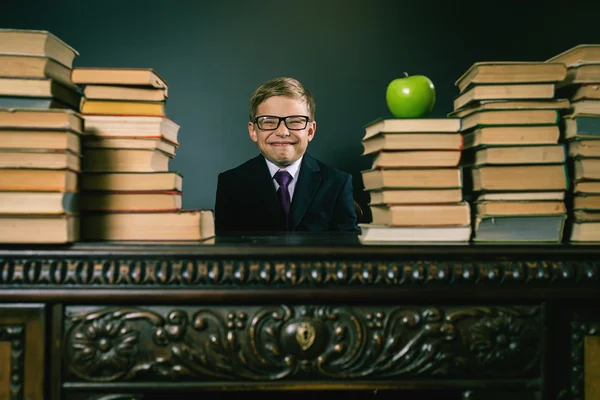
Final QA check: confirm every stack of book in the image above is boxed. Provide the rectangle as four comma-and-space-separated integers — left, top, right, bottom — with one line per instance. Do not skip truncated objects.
0, 29, 82, 243
358, 117, 472, 243
70, 67, 214, 241
0, 29, 81, 111
451, 61, 570, 242
547, 44, 600, 242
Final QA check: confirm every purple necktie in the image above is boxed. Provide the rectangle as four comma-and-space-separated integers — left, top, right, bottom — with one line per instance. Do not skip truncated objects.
274, 170, 293, 218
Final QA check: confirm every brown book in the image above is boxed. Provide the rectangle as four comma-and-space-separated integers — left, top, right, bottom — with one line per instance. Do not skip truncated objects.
371, 150, 461, 168
475, 201, 566, 216
80, 99, 166, 117
547, 44, 600, 67
449, 99, 570, 118
0, 78, 81, 107
568, 140, 600, 158
0, 55, 75, 89
81, 210, 214, 241
460, 109, 560, 132
82, 148, 171, 173
570, 222, 600, 242
0, 169, 77, 191
573, 210, 600, 222
80, 172, 182, 192
363, 117, 460, 141
0, 214, 78, 244
574, 159, 600, 181
370, 202, 471, 226
455, 62, 567, 93
82, 115, 179, 144
574, 195, 600, 210
574, 181, 600, 194
79, 191, 182, 212
0, 129, 80, 153
453, 83, 555, 110
0, 191, 78, 214
362, 133, 462, 154
571, 99, 600, 115
0, 149, 80, 171
476, 192, 565, 201
362, 168, 462, 190
571, 84, 600, 101
469, 144, 566, 166
0, 29, 79, 68
71, 67, 168, 95
462, 126, 560, 148
558, 63, 600, 88
83, 85, 167, 101
368, 188, 463, 205
0, 109, 83, 132
82, 137, 177, 157
470, 165, 568, 192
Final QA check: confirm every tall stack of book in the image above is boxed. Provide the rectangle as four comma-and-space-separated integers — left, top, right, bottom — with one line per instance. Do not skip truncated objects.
547, 44, 600, 242
451, 61, 570, 242
358, 117, 472, 243
0, 29, 82, 243
70, 67, 214, 241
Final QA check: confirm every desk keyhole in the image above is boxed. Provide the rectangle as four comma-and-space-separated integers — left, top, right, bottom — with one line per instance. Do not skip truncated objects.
295, 322, 316, 351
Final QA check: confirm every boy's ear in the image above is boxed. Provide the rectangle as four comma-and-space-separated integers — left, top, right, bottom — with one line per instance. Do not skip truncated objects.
307, 120, 316, 142
248, 121, 258, 142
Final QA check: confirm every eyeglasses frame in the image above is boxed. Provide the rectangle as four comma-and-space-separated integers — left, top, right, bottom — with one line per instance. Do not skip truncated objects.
252, 115, 311, 131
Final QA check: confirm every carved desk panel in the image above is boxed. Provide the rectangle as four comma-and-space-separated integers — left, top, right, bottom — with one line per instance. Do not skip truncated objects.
62, 305, 540, 383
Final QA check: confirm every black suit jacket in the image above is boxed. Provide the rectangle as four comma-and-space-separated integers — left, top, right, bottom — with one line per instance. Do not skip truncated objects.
215, 153, 359, 234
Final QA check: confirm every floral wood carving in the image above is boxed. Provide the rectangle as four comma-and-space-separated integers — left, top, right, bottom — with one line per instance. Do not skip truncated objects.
64, 306, 540, 383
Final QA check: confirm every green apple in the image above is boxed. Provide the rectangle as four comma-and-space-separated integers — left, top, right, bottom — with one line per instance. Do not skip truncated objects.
385, 72, 436, 118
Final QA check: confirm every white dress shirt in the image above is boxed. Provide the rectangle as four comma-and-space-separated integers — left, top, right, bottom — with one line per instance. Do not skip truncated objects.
265, 156, 303, 201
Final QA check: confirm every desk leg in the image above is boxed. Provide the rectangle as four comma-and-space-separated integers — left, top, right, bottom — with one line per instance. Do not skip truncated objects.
50, 304, 63, 400
563, 320, 600, 400
463, 390, 540, 400
584, 336, 600, 400
0, 305, 45, 400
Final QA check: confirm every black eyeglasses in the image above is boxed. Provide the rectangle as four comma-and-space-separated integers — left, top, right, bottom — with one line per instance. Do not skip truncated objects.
253, 115, 310, 130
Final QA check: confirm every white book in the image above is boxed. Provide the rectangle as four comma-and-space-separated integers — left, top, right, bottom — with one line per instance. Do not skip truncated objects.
358, 224, 471, 244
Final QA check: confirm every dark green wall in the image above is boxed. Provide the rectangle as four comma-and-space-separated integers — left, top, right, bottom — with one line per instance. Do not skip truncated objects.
3, 0, 600, 219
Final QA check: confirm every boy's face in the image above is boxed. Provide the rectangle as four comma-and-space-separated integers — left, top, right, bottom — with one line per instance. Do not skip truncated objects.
248, 95, 316, 167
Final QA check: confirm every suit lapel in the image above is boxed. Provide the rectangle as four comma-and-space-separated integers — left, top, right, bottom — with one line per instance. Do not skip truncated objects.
289, 154, 322, 230
248, 155, 283, 224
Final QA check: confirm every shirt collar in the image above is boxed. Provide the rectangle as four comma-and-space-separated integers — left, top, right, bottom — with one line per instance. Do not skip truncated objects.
265, 156, 303, 182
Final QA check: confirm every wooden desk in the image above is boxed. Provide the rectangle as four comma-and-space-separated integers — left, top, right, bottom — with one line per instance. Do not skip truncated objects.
0, 232, 599, 400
